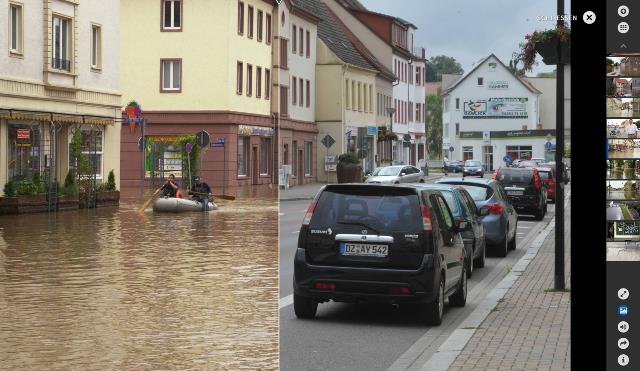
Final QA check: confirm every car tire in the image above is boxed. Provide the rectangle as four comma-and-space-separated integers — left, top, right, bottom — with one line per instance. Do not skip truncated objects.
534, 206, 544, 221
494, 232, 508, 257
293, 294, 318, 319
508, 222, 517, 250
474, 240, 486, 268
449, 268, 467, 307
419, 179, 425, 183
423, 277, 445, 326
466, 246, 474, 278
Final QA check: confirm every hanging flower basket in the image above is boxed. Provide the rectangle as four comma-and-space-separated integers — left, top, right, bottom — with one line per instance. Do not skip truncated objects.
534, 37, 570, 66
518, 24, 571, 71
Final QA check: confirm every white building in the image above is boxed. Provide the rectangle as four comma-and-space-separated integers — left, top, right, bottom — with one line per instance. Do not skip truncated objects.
442, 54, 555, 170
0, 0, 121, 195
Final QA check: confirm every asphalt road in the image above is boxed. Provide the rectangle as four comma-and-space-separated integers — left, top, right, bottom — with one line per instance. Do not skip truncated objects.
279, 178, 556, 371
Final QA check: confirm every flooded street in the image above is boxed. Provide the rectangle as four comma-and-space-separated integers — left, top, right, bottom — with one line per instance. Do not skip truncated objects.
0, 187, 278, 370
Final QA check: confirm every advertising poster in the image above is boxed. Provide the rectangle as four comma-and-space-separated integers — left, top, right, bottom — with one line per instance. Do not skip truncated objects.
464, 98, 528, 118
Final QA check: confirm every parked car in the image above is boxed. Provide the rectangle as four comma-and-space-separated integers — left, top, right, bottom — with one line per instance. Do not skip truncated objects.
541, 161, 570, 184
463, 160, 485, 177
535, 166, 556, 202
516, 160, 538, 168
444, 160, 464, 173
415, 184, 487, 276
365, 165, 425, 184
437, 177, 518, 257
511, 159, 522, 167
493, 167, 547, 220
293, 184, 468, 325
531, 157, 546, 165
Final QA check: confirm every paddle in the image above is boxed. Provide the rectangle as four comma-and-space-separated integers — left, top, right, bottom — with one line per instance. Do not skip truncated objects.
139, 186, 163, 212
188, 191, 236, 201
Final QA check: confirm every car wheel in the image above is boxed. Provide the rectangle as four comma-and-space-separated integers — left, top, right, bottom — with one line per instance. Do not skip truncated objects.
293, 294, 318, 319
474, 240, 486, 268
534, 206, 544, 221
508, 221, 517, 250
423, 276, 445, 326
494, 231, 508, 257
449, 268, 467, 307
419, 179, 425, 183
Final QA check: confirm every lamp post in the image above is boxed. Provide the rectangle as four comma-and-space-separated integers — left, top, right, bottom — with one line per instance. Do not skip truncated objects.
554, 0, 565, 290
386, 107, 396, 164
407, 59, 413, 166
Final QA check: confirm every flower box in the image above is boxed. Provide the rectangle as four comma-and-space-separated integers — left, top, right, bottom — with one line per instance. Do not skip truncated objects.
337, 163, 362, 183
0, 194, 48, 214
96, 191, 120, 208
57, 194, 79, 211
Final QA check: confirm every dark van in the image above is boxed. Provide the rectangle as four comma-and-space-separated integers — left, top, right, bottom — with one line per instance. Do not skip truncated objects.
293, 184, 468, 325
493, 167, 547, 220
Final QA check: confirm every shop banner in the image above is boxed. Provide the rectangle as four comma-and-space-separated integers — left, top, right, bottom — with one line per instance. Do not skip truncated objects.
239, 125, 274, 136
463, 98, 528, 119
17, 129, 30, 139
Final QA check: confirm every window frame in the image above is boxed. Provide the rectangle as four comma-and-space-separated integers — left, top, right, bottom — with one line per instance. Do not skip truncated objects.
90, 23, 102, 71
69, 126, 105, 181
237, 1, 244, 35
292, 24, 297, 53
52, 14, 72, 72
299, 27, 303, 56
306, 79, 310, 108
161, 0, 182, 32
306, 30, 310, 58
265, 69, 271, 100
9, 2, 23, 55
256, 66, 262, 98
257, 10, 263, 42
299, 77, 303, 107
260, 137, 271, 175
237, 61, 243, 95
160, 58, 182, 93
477, 77, 484, 86
246, 63, 253, 96
304, 141, 312, 176
265, 14, 271, 45
292, 76, 297, 105
247, 5, 254, 39
237, 136, 249, 176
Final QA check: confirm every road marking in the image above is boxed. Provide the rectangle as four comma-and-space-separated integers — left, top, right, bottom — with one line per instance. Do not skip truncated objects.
280, 294, 293, 309
292, 231, 299, 234
279, 213, 285, 216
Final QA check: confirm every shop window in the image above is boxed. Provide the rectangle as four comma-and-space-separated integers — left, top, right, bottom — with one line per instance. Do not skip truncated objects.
506, 145, 533, 161
238, 136, 249, 176
463, 146, 473, 161
260, 138, 271, 175
292, 141, 298, 176
69, 127, 104, 179
8, 123, 41, 181
304, 142, 312, 176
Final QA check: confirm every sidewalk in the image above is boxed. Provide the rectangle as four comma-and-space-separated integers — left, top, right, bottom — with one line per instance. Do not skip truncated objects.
278, 172, 446, 201
448, 207, 571, 370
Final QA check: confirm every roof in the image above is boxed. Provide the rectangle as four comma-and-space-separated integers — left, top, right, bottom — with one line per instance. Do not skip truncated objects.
442, 54, 542, 95
292, 0, 323, 22
336, 0, 368, 11
316, 2, 376, 71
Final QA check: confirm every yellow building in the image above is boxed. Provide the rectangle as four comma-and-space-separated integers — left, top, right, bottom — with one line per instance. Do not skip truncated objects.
120, 0, 276, 188
0, 0, 121, 198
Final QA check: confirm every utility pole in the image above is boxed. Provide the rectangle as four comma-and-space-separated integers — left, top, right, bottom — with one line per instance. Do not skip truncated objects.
554, 0, 565, 290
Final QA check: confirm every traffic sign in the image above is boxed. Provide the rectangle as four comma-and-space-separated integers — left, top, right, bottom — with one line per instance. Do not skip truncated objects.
186, 143, 193, 153
321, 134, 335, 148
545, 141, 553, 150
403, 134, 411, 142
196, 130, 210, 147
449, 146, 454, 152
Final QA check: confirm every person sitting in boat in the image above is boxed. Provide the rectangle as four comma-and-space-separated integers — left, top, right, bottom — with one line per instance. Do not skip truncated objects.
161, 174, 180, 198
190, 176, 212, 204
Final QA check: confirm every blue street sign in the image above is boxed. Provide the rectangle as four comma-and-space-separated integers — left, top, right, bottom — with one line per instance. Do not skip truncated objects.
544, 141, 552, 150
210, 143, 225, 148
186, 143, 193, 153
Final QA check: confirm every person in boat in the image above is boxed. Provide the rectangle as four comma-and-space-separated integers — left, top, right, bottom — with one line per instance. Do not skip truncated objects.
190, 176, 212, 204
161, 174, 180, 198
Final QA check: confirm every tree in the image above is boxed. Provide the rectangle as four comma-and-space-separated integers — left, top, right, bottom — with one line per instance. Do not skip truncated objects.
537, 70, 556, 78
426, 93, 443, 159
426, 55, 463, 82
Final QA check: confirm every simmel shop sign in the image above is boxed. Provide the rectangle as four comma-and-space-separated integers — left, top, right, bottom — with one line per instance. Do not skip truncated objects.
464, 98, 528, 119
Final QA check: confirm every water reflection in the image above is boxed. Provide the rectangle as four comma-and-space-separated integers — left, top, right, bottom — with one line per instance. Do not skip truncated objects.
0, 186, 278, 370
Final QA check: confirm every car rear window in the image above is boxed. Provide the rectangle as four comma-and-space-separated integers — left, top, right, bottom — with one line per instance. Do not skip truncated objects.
496, 168, 534, 185
310, 187, 422, 232
538, 170, 551, 180
465, 161, 481, 167
439, 183, 493, 201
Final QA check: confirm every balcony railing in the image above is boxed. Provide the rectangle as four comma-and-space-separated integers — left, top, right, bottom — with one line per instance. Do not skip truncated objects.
51, 58, 71, 72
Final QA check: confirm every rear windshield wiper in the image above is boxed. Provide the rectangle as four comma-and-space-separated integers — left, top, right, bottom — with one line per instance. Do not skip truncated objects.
336, 220, 381, 236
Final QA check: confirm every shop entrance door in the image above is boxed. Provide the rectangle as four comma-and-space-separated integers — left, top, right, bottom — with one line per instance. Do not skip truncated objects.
482, 145, 494, 171
252, 146, 259, 185
298, 149, 304, 185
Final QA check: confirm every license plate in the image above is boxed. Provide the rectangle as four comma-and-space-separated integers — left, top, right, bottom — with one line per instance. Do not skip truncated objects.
340, 243, 388, 257
507, 190, 523, 196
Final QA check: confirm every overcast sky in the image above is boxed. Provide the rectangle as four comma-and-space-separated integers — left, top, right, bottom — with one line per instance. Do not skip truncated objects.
360, 0, 572, 76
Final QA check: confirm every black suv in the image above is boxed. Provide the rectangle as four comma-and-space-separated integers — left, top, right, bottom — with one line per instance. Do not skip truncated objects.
493, 167, 547, 220
293, 184, 468, 325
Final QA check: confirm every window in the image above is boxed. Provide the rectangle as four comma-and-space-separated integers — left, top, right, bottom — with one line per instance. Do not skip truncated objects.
9, 4, 22, 54
260, 138, 271, 175
69, 128, 104, 179
292, 77, 297, 105
256, 67, 262, 98
163, 0, 181, 30
416, 67, 421, 86
247, 6, 254, 38
416, 103, 420, 122
265, 69, 270, 99
304, 142, 312, 176
292, 141, 298, 176
345, 79, 350, 110
444, 123, 449, 138
237, 136, 249, 176
292, 25, 297, 53
299, 78, 303, 107
280, 86, 288, 115
358, 82, 362, 111
477, 77, 484, 86
266, 14, 271, 44
8, 123, 41, 181
306, 30, 310, 58
299, 27, 303, 56
246, 64, 253, 96
257, 10, 263, 42
306, 80, 310, 107
52, 16, 71, 71
351, 81, 356, 109
463, 146, 473, 161
161, 59, 181, 92
280, 39, 288, 68
444, 97, 449, 111
369, 85, 373, 113
236, 61, 243, 94
455, 98, 460, 109
455, 123, 460, 136
506, 145, 533, 161
237, 2, 244, 34
409, 102, 413, 121
91, 24, 102, 69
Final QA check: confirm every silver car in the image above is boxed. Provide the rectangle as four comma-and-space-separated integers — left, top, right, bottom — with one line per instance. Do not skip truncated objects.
365, 165, 425, 184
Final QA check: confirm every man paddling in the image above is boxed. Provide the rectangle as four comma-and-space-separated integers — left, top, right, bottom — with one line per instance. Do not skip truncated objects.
161, 174, 180, 198
190, 176, 212, 204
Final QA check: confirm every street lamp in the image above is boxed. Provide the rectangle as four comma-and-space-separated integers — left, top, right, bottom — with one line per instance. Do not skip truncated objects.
386, 107, 396, 164
407, 59, 413, 165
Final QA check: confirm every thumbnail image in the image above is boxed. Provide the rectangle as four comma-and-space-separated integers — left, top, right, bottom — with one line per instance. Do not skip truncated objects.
608, 139, 640, 158
606, 77, 640, 97
607, 180, 640, 200
607, 119, 640, 138
607, 55, 640, 77
607, 160, 640, 179
606, 201, 640, 220
607, 97, 640, 117
607, 219, 640, 261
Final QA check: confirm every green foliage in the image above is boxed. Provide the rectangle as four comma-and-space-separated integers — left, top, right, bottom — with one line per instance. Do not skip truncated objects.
426, 55, 464, 82
338, 152, 359, 164
106, 170, 116, 191
70, 128, 91, 179
174, 135, 200, 178
3, 181, 16, 197
536, 70, 556, 78
426, 94, 443, 159
31, 172, 45, 194
64, 169, 75, 189
606, 58, 614, 66
517, 23, 571, 72
15, 180, 38, 196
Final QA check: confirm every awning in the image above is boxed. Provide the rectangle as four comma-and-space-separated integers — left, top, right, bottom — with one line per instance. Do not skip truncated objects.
0, 109, 115, 125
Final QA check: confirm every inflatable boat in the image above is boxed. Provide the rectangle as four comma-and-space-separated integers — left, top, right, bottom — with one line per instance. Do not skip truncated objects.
152, 197, 218, 212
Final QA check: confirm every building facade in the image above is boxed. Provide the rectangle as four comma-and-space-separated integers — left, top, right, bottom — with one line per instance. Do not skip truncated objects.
0, 0, 121, 196
120, 0, 275, 190
442, 55, 554, 170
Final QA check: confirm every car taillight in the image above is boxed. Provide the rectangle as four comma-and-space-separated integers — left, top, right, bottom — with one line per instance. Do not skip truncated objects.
483, 203, 504, 215
421, 204, 433, 231
533, 171, 541, 189
302, 200, 317, 226
314, 282, 336, 290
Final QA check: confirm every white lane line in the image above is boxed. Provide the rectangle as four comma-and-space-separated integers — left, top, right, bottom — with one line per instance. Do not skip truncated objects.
518, 226, 531, 229
292, 231, 299, 234
279, 213, 285, 216
280, 294, 293, 309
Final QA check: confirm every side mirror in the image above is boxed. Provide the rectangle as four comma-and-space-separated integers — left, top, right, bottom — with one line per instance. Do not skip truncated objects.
479, 207, 489, 216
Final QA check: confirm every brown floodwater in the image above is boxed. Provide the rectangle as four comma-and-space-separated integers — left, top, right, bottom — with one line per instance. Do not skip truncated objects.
0, 186, 278, 370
